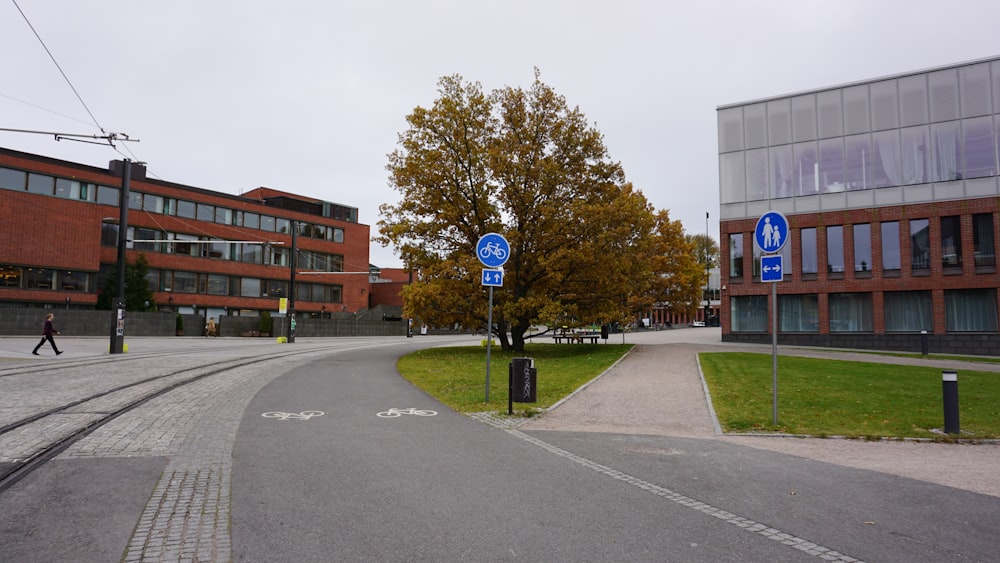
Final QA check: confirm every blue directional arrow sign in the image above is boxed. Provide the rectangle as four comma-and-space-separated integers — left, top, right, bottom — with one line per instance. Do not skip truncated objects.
476, 233, 510, 268
761, 255, 784, 282
482, 269, 503, 287
755, 211, 789, 254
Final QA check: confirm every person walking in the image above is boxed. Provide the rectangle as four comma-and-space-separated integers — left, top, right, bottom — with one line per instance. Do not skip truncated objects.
32, 313, 63, 356
206, 316, 217, 337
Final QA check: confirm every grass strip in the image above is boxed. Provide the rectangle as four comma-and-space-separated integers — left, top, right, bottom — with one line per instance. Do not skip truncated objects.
699, 352, 1000, 439
396, 343, 632, 415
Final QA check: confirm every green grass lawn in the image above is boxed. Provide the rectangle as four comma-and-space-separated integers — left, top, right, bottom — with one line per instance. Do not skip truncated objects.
699, 352, 1000, 440
396, 343, 632, 414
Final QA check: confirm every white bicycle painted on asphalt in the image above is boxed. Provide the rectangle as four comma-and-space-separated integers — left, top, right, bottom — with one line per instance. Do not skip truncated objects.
376, 407, 438, 418
261, 410, 325, 421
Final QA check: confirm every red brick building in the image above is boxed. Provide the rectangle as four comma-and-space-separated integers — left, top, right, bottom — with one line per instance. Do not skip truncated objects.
716, 57, 1000, 355
0, 147, 395, 320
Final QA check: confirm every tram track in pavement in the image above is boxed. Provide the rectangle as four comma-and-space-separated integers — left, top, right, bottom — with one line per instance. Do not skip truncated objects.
0, 337, 446, 494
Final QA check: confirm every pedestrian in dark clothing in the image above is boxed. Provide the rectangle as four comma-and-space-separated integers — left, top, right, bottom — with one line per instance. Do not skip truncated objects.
32, 313, 63, 356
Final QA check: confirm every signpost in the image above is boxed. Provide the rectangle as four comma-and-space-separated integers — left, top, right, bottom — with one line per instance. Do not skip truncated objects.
476, 233, 510, 402
755, 211, 788, 426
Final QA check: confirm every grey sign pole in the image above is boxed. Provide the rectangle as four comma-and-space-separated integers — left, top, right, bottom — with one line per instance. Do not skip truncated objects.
771, 281, 778, 425
485, 285, 493, 402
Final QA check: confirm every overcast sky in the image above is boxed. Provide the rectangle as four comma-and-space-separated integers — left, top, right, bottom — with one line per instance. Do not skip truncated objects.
3, 0, 999, 268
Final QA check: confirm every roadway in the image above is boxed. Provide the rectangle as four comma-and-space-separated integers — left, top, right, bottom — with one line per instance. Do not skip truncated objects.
0, 331, 997, 562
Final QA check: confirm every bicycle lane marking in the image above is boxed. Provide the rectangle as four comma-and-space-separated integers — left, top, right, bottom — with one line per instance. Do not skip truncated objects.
261, 411, 325, 421
506, 429, 865, 563
376, 407, 438, 418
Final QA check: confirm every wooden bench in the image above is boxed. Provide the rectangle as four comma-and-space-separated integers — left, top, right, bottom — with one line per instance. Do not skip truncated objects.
553, 332, 600, 344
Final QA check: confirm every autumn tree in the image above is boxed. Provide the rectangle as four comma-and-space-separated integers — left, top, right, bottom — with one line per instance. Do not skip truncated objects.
378, 72, 703, 351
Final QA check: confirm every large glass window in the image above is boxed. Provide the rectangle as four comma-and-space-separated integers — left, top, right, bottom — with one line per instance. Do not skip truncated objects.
101, 222, 119, 247
826, 225, 844, 274
930, 121, 960, 182
900, 126, 929, 185
844, 134, 871, 191
779, 294, 818, 332
745, 148, 768, 201
800, 227, 817, 274
885, 291, 932, 332
729, 234, 744, 279
215, 207, 233, 225
816, 90, 843, 138
59, 271, 89, 292
973, 213, 995, 267
881, 221, 901, 271
793, 141, 819, 196
945, 289, 998, 332
770, 145, 793, 198
276, 217, 291, 234
719, 152, 745, 204
240, 244, 263, 264
132, 228, 161, 252
940, 216, 962, 268
829, 293, 873, 332
910, 219, 930, 271
329, 227, 344, 243
260, 215, 276, 232
818, 138, 845, 193
870, 130, 899, 188
962, 116, 995, 179
26, 268, 54, 290
731, 295, 768, 332
172, 234, 200, 257
205, 241, 231, 260
853, 224, 872, 273
242, 212, 260, 229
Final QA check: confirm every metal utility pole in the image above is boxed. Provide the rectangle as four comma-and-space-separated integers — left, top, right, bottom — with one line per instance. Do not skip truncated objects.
109, 159, 130, 354
287, 222, 297, 343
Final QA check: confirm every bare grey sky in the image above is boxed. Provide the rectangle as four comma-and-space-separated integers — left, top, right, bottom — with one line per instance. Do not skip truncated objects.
3, 0, 999, 267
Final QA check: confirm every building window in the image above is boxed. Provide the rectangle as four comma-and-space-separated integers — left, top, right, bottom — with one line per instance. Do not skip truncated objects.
746, 148, 768, 201
853, 223, 872, 274
329, 227, 344, 243
260, 215, 276, 232
27, 173, 54, 195
884, 291, 932, 332
172, 271, 197, 293
930, 121, 961, 182
172, 234, 200, 257
101, 222, 119, 246
176, 200, 196, 219
769, 145, 793, 199
0, 167, 26, 190
731, 295, 768, 332
910, 219, 930, 272
940, 216, 962, 269
729, 234, 743, 279
196, 204, 215, 222
962, 116, 995, 179
827, 225, 844, 275
143, 194, 165, 213
779, 294, 818, 332
132, 228, 162, 252
242, 212, 260, 229
881, 221, 901, 272
1, 265, 23, 288
205, 241, 230, 260
240, 244, 263, 264
206, 275, 229, 295
818, 138, 845, 193
945, 289, 998, 332
240, 277, 262, 298
97, 185, 120, 206
26, 268, 54, 290
276, 217, 290, 234
800, 228, 817, 275
215, 207, 233, 225
973, 213, 995, 268
829, 292, 873, 332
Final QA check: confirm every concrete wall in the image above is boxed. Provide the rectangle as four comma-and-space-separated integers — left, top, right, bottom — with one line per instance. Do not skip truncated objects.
0, 308, 408, 338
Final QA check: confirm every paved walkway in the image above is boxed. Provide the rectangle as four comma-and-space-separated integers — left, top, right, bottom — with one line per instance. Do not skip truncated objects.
521, 329, 1000, 498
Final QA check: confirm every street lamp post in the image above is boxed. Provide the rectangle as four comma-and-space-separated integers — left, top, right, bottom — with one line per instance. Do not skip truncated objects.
109, 159, 131, 354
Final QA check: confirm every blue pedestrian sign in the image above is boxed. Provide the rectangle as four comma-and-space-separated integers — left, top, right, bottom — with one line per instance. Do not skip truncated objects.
761, 255, 784, 282
482, 269, 503, 287
476, 233, 510, 268
755, 211, 789, 254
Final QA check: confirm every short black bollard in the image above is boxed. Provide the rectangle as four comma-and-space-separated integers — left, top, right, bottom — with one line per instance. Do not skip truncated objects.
920, 330, 928, 357
942, 370, 959, 435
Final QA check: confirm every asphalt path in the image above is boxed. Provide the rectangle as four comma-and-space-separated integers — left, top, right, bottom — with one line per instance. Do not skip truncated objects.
230, 337, 999, 562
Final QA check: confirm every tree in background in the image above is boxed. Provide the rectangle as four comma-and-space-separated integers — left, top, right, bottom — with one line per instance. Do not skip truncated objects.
687, 233, 719, 272
97, 253, 156, 311
378, 72, 703, 351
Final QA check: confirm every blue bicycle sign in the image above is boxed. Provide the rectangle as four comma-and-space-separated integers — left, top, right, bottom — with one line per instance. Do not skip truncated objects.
476, 233, 510, 268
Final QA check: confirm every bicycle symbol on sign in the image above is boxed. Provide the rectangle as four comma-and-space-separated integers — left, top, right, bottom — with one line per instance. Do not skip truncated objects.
261, 411, 325, 421
478, 242, 507, 260
376, 407, 438, 418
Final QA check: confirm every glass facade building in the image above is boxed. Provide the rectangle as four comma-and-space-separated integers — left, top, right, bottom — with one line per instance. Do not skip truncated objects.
717, 56, 1000, 355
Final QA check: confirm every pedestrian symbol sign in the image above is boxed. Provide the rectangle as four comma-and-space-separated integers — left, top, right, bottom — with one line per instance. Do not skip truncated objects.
761, 255, 783, 282
482, 269, 503, 287
755, 211, 789, 253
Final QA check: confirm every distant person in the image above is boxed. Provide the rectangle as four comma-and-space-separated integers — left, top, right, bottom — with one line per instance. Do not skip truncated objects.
32, 313, 63, 356
206, 317, 217, 337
